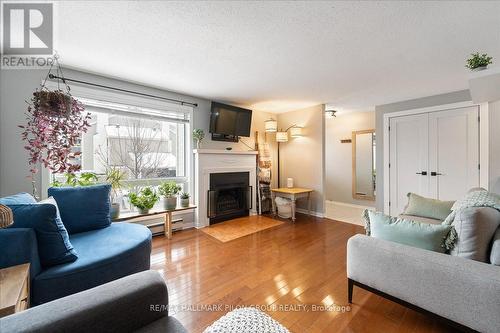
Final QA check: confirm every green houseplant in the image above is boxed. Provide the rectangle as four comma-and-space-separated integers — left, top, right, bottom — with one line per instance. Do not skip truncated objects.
158, 181, 182, 210
106, 167, 127, 219
193, 129, 205, 149
129, 187, 159, 214
180, 192, 190, 208
466, 52, 493, 71
50, 172, 98, 187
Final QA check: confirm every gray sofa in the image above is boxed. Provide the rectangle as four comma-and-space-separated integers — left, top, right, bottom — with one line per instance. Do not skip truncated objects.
0, 270, 187, 333
347, 207, 500, 333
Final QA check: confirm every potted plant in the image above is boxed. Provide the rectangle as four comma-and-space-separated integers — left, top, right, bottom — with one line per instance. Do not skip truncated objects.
106, 167, 126, 219
193, 129, 205, 149
180, 192, 190, 208
466, 52, 493, 71
50, 172, 98, 187
129, 187, 159, 214
19, 88, 91, 197
158, 181, 181, 210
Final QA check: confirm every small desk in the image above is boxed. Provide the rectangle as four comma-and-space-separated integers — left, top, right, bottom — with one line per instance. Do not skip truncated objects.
271, 188, 313, 222
0, 263, 30, 318
113, 205, 197, 239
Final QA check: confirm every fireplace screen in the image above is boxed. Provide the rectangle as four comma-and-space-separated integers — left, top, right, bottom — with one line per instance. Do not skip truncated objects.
207, 172, 252, 224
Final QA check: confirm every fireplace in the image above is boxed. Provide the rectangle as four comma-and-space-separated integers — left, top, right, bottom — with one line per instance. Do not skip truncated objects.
194, 149, 257, 228
208, 172, 252, 224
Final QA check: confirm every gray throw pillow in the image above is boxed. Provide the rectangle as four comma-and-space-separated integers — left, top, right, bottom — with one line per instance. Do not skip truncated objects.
403, 193, 454, 221
490, 228, 500, 266
450, 207, 500, 262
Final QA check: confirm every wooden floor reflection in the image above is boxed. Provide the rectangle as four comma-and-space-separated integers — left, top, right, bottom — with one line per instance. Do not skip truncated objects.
151, 214, 455, 333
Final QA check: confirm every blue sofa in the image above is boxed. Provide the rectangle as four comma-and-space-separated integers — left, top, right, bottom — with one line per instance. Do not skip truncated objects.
0, 188, 152, 305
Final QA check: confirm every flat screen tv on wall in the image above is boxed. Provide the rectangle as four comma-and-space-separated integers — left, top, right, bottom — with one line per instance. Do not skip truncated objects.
209, 102, 252, 142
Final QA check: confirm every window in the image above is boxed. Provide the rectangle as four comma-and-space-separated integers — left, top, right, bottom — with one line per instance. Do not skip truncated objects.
51, 97, 191, 212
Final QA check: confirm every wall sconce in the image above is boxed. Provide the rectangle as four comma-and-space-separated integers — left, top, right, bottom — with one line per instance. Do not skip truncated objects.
265, 118, 278, 132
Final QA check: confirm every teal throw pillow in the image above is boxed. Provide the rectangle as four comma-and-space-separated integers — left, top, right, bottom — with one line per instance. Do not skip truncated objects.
363, 210, 457, 253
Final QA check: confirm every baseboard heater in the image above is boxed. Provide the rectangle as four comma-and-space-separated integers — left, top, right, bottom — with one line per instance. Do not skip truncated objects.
147, 218, 183, 236
126, 215, 186, 236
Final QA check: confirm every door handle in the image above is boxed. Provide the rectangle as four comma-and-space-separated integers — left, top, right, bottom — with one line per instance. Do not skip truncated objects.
416, 171, 427, 175
430, 172, 442, 176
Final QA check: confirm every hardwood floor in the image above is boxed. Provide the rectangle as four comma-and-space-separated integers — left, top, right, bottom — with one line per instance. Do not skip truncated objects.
151, 214, 455, 333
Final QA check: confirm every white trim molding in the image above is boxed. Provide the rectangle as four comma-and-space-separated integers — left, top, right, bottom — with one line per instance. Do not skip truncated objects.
479, 103, 489, 189
296, 208, 324, 218
324, 200, 374, 226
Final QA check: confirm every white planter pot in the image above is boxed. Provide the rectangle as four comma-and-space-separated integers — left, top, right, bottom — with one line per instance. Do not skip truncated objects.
472, 66, 488, 72
110, 202, 120, 220
164, 196, 177, 210
180, 198, 190, 208
137, 207, 150, 215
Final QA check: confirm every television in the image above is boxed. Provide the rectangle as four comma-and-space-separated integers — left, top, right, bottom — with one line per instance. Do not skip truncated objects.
209, 102, 253, 142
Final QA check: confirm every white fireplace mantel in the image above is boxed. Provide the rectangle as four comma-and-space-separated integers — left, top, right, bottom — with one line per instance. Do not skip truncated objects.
193, 149, 258, 155
193, 149, 258, 228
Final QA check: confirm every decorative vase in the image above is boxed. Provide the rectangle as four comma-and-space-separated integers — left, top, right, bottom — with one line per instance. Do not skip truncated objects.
180, 198, 190, 208
110, 203, 120, 220
196, 140, 201, 149
137, 207, 149, 215
164, 196, 177, 210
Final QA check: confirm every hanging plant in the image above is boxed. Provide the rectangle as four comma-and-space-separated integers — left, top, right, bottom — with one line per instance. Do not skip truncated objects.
19, 57, 91, 179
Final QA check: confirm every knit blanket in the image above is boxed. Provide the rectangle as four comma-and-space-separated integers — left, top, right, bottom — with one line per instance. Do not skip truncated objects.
203, 307, 290, 333
443, 190, 500, 225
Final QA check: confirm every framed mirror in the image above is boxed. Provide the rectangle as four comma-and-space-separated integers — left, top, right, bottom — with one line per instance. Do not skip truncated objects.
352, 129, 376, 201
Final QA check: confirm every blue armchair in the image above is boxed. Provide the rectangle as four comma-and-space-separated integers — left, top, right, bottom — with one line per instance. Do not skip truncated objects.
0, 228, 42, 280
0, 187, 152, 305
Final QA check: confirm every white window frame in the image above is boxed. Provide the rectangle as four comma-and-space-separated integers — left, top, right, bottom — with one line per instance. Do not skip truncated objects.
40, 80, 194, 199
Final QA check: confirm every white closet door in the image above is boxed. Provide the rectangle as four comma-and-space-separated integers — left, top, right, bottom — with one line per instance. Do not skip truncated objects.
389, 114, 429, 215
428, 107, 479, 201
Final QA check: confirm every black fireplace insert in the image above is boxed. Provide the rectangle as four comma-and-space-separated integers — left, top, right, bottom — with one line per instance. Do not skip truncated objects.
208, 172, 252, 224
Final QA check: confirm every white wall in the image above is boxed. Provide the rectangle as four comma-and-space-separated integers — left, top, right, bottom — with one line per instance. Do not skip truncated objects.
325, 111, 375, 207
276, 104, 325, 214
0, 67, 274, 196
0, 69, 46, 196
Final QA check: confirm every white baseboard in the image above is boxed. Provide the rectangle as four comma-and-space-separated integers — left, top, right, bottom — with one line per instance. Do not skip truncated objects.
296, 208, 324, 218
324, 200, 374, 226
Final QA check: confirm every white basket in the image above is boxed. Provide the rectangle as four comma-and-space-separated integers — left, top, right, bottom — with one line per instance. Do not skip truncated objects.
275, 197, 292, 218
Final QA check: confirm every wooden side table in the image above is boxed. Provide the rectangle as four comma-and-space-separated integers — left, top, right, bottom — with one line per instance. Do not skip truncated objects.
0, 263, 30, 318
271, 188, 313, 222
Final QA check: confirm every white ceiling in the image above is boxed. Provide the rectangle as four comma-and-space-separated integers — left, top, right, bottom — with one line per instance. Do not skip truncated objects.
55, 1, 500, 113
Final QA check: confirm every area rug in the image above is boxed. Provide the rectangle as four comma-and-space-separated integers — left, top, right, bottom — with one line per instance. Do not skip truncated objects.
201, 215, 284, 242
